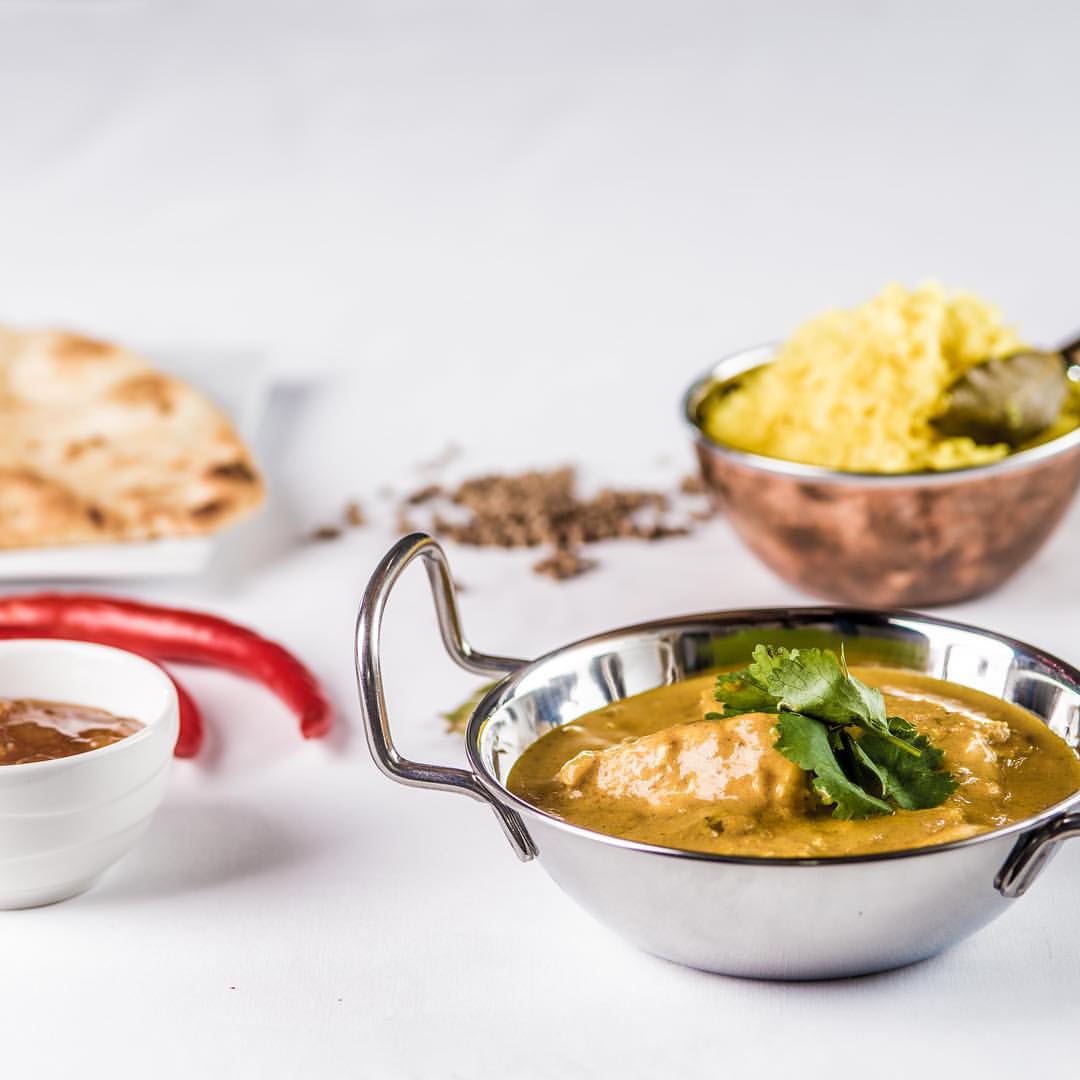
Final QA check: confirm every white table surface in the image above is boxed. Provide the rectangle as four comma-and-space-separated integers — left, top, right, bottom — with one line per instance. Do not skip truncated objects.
1, 2, 1078, 1077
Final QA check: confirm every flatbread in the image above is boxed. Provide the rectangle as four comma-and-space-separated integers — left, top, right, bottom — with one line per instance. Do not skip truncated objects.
0, 328, 266, 549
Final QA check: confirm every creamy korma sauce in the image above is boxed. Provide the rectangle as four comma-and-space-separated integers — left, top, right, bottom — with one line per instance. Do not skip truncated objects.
507, 668, 1080, 857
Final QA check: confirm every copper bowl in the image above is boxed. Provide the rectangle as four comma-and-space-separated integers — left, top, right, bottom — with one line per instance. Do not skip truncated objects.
684, 345, 1080, 607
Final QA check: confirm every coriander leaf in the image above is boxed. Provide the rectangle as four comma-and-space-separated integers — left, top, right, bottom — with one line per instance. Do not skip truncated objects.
886, 714, 918, 740
847, 731, 890, 794
711, 642, 957, 816
856, 729, 958, 811
710, 667, 779, 717
774, 712, 892, 820
746, 645, 892, 737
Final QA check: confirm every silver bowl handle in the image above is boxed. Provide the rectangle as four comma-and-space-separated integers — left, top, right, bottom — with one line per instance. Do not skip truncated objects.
355, 532, 537, 861
996, 812, 1080, 898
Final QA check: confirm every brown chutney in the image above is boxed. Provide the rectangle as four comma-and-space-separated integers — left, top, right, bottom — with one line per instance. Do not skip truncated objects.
507, 667, 1080, 858
0, 699, 143, 765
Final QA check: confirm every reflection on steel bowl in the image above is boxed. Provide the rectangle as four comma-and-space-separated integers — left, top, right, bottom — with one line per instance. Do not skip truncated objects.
684, 345, 1080, 606
357, 534, 1080, 981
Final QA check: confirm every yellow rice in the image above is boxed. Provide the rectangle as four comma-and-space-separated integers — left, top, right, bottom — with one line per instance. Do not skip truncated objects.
700, 282, 1074, 474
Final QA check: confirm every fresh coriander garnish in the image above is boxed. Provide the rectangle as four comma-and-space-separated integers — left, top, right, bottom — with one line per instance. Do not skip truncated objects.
707, 645, 956, 819
441, 682, 497, 734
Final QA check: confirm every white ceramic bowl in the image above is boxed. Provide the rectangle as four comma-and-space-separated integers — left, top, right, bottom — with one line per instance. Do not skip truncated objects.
0, 639, 179, 908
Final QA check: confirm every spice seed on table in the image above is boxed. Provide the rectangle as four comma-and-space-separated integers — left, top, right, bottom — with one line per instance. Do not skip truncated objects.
533, 548, 598, 581
400, 466, 716, 580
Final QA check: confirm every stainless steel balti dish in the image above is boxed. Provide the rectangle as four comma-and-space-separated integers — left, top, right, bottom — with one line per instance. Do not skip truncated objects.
356, 533, 1080, 980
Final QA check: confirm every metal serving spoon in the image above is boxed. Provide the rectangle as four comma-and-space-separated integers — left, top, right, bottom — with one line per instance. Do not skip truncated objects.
933, 333, 1080, 447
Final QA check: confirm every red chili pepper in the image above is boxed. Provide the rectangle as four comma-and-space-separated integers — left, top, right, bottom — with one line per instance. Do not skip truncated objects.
160, 665, 205, 758
0, 595, 332, 749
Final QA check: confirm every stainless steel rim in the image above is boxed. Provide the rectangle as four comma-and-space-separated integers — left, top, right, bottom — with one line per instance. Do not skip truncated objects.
681, 344, 1080, 485
465, 605, 1080, 868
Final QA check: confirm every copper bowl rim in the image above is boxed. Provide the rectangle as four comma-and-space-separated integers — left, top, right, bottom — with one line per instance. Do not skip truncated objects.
683, 343, 1080, 486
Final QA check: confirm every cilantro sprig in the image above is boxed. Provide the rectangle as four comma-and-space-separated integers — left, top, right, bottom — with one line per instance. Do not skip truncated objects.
707, 645, 956, 820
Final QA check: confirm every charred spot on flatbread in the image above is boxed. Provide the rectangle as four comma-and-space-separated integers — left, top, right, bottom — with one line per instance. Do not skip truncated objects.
50, 333, 115, 361
109, 374, 176, 414
191, 498, 229, 521
0, 468, 98, 544
208, 460, 258, 483
64, 435, 108, 461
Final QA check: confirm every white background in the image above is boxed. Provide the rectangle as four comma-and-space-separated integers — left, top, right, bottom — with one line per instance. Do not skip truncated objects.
1, 2, 1079, 1077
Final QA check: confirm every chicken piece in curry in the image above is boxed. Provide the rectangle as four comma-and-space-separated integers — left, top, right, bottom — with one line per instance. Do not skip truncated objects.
506, 667, 1080, 857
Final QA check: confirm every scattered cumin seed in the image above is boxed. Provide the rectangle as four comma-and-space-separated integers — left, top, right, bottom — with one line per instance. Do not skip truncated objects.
309, 525, 342, 542
405, 483, 442, 505
640, 523, 691, 541
533, 548, 597, 581
345, 501, 367, 527
397, 465, 718, 581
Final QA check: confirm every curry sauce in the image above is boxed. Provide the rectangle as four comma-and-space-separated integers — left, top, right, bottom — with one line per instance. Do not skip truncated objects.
0, 699, 143, 765
507, 668, 1080, 857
